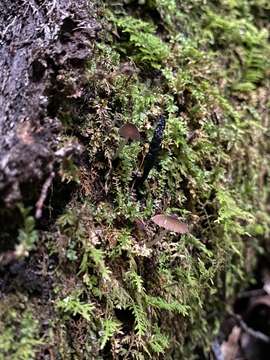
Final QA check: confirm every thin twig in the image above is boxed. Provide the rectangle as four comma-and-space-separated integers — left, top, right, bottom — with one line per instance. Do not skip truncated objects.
237, 288, 266, 299
146, 229, 167, 247
230, 312, 270, 344
35, 171, 55, 219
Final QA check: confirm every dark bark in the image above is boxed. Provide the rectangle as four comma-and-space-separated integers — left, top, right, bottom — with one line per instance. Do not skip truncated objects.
0, 0, 99, 208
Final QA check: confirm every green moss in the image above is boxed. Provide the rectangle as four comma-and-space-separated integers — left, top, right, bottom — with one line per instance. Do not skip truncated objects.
46, 0, 270, 357
0, 300, 42, 360
1, 0, 270, 359
56, 292, 95, 321
110, 15, 170, 68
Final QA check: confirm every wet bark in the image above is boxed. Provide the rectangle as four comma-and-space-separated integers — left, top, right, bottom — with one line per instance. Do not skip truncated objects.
0, 0, 99, 208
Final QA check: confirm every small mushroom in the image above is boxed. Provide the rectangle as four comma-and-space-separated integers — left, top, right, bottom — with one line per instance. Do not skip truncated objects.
113, 123, 140, 160
106, 123, 141, 190
119, 123, 141, 142
147, 214, 188, 247
151, 214, 189, 234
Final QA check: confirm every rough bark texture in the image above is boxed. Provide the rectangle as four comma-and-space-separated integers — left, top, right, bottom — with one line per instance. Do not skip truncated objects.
0, 0, 98, 207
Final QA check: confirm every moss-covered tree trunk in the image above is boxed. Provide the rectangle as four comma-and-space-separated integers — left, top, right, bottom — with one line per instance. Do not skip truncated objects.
0, 0, 270, 359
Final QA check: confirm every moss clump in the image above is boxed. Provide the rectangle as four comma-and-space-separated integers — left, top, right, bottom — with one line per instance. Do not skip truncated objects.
47, 0, 270, 357
110, 15, 170, 68
1, 0, 270, 359
0, 297, 42, 360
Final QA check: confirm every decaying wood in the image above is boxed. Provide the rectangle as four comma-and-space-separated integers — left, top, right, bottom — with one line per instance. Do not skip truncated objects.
0, 0, 99, 207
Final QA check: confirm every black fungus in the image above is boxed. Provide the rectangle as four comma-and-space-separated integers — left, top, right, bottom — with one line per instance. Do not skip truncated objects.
134, 115, 166, 193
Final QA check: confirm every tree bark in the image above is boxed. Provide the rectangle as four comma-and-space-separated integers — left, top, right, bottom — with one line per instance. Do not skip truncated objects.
0, 0, 98, 207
